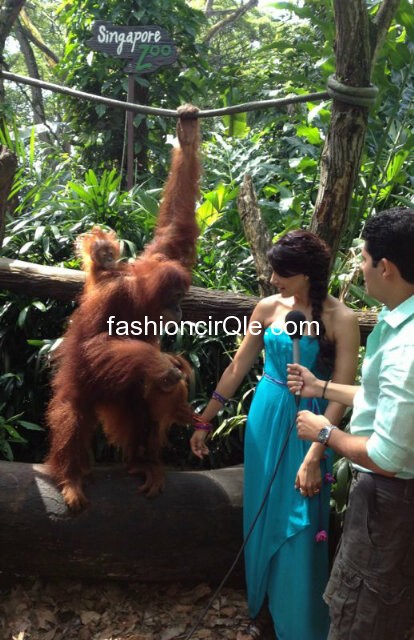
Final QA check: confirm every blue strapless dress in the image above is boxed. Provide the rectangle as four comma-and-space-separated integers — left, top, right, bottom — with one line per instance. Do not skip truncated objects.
244, 328, 332, 640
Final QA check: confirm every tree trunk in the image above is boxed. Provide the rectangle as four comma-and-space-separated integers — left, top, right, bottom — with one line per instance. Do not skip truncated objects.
18, 7, 59, 65
0, 0, 26, 109
0, 256, 377, 343
310, 0, 400, 258
238, 174, 273, 297
14, 19, 49, 141
0, 461, 244, 584
0, 145, 17, 248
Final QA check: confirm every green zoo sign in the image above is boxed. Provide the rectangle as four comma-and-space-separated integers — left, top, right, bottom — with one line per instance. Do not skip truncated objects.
87, 22, 177, 74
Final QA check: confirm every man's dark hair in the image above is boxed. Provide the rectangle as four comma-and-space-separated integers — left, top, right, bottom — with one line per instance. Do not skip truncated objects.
362, 207, 414, 283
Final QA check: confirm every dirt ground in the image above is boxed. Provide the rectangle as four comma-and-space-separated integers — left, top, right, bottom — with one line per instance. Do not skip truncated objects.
0, 577, 276, 640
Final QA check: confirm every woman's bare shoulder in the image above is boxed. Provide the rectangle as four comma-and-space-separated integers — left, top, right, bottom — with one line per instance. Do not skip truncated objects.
253, 294, 281, 325
256, 294, 281, 310
325, 296, 359, 334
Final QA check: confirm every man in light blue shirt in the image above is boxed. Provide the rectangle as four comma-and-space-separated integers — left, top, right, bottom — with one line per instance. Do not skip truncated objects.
352, 297, 414, 478
287, 207, 414, 640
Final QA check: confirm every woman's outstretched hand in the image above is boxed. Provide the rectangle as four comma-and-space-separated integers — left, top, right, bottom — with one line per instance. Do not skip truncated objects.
190, 429, 210, 459
287, 364, 321, 398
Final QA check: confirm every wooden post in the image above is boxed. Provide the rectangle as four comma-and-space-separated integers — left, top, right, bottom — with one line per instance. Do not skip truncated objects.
126, 74, 136, 190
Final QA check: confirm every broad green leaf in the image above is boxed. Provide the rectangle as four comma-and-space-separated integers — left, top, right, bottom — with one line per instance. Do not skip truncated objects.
34, 225, 46, 241
95, 104, 107, 118
223, 112, 249, 139
19, 241, 34, 255
68, 182, 91, 200
3, 424, 27, 442
296, 124, 323, 145
17, 420, 44, 431
0, 441, 14, 461
196, 201, 220, 230
32, 301, 47, 312
17, 307, 29, 328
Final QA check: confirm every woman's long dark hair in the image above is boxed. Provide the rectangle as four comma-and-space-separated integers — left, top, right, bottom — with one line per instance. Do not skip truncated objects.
267, 230, 334, 369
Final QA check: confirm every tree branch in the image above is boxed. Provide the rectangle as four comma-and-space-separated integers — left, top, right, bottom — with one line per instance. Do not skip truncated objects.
204, 0, 258, 44
237, 174, 273, 297
370, 0, 401, 64
14, 20, 47, 126
0, 0, 26, 104
19, 25, 59, 65
17, 8, 59, 65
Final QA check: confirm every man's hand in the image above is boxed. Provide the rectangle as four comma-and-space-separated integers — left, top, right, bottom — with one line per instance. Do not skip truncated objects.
296, 410, 330, 442
287, 364, 322, 398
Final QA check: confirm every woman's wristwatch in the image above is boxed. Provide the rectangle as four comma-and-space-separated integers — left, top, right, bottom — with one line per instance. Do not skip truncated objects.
317, 424, 338, 446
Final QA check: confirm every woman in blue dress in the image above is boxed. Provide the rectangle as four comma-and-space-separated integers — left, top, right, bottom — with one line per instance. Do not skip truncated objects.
191, 230, 360, 640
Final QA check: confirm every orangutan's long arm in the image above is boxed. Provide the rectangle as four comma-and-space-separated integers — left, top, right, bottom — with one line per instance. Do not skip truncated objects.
143, 104, 201, 270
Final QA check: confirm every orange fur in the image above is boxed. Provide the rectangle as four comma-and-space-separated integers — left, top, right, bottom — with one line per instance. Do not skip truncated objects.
45, 106, 201, 510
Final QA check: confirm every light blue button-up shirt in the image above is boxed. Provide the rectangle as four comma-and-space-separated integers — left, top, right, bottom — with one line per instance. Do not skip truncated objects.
350, 294, 414, 479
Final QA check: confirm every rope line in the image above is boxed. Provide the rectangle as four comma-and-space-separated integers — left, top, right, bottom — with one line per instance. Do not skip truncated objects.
327, 74, 379, 107
1, 70, 379, 117
1, 70, 329, 117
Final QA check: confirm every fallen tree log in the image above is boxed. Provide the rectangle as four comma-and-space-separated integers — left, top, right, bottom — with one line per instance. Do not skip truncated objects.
0, 256, 257, 322
0, 461, 244, 584
0, 257, 377, 342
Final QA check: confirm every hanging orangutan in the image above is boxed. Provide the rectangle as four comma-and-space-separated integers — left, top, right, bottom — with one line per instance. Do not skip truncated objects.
45, 104, 201, 511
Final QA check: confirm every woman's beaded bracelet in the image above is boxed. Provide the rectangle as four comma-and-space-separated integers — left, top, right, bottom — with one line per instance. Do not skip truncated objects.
212, 390, 229, 406
193, 422, 213, 432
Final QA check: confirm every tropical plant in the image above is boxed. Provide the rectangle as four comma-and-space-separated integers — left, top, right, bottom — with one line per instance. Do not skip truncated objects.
54, 0, 206, 174
1, 0, 413, 466
0, 401, 43, 461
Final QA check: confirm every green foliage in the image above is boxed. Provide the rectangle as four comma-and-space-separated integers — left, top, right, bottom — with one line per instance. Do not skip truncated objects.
2, 1, 64, 131
0, 402, 43, 461
0, 290, 59, 462
54, 0, 206, 173
1, 0, 413, 465
162, 327, 260, 468
344, 2, 414, 244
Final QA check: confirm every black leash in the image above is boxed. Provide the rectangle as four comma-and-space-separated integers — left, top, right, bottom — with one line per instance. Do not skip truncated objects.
177, 395, 300, 640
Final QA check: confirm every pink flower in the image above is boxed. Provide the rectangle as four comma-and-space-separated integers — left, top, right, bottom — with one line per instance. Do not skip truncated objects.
315, 530, 328, 543
324, 472, 336, 484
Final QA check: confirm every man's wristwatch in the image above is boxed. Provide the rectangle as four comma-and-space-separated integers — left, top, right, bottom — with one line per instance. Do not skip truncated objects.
317, 424, 338, 446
